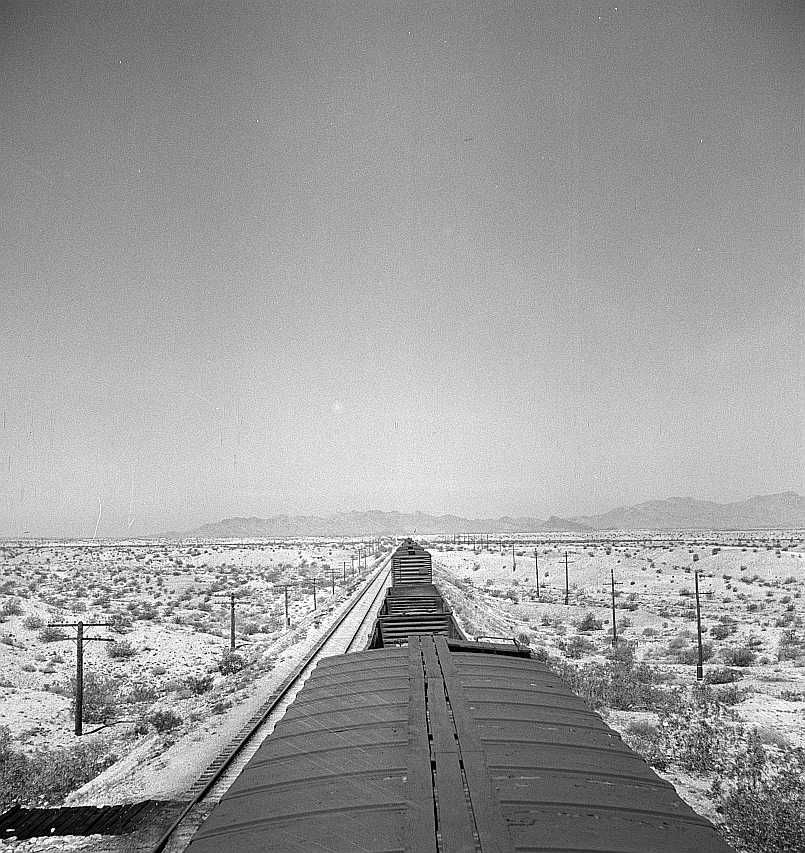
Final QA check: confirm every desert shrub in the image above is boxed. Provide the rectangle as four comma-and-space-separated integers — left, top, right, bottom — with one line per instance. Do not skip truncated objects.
1, 599, 23, 617
626, 718, 658, 739
551, 656, 663, 711
578, 612, 603, 632
126, 683, 158, 704
22, 615, 45, 629
673, 642, 713, 665
515, 631, 531, 646
38, 625, 67, 642
651, 684, 743, 772
0, 726, 115, 811
531, 646, 548, 662
724, 646, 756, 667
109, 613, 133, 633
151, 665, 167, 676
779, 690, 804, 702
218, 651, 245, 675
560, 635, 594, 659
137, 603, 159, 621
605, 640, 636, 665
667, 631, 693, 650
712, 732, 805, 853
185, 674, 214, 695
107, 639, 137, 659
147, 709, 183, 732
714, 685, 747, 706
710, 622, 735, 640
777, 629, 804, 662
70, 670, 119, 723
705, 667, 741, 684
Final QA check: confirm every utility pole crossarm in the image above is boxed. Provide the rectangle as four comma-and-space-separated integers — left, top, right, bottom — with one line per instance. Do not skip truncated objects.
45, 621, 115, 736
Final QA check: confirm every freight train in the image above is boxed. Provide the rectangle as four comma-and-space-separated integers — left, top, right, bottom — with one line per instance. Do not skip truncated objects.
185, 538, 734, 853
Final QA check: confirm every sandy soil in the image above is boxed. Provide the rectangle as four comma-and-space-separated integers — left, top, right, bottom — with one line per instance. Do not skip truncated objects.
0, 538, 383, 810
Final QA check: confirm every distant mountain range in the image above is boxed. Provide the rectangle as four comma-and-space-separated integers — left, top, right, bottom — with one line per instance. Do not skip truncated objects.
572, 492, 804, 530
173, 492, 804, 537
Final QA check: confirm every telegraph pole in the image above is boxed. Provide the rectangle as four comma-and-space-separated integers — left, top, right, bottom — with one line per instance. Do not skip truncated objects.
343, 561, 346, 581
563, 552, 576, 605
610, 569, 617, 646
48, 620, 113, 736
211, 592, 239, 650
312, 577, 317, 610
330, 567, 335, 595
76, 622, 84, 735
512, 543, 516, 571
284, 585, 290, 627
534, 549, 540, 598
695, 569, 704, 681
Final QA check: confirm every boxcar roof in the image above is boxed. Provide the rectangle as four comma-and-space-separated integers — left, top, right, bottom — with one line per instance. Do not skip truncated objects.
185, 635, 734, 852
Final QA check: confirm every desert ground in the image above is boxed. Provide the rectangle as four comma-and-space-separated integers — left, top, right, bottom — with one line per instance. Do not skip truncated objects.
0, 538, 383, 836
0, 531, 802, 852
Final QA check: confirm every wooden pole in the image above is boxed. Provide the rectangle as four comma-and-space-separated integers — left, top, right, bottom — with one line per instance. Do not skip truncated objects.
284, 585, 290, 627
229, 593, 235, 650
534, 549, 539, 598
75, 621, 83, 736
695, 570, 704, 680
610, 569, 617, 646
312, 577, 317, 610
564, 552, 569, 605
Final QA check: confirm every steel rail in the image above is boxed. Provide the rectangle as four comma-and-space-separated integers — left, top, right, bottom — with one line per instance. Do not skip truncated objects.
148, 553, 393, 853
343, 563, 393, 653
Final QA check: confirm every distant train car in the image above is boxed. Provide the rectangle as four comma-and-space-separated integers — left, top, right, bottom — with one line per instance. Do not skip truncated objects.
391, 537, 432, 584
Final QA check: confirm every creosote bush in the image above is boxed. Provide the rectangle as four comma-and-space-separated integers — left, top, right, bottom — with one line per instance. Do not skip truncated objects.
550, 654, 663, 711
147, 708, 183, 732
70, 670, 119, 723
723, 646, 756, 667
712, 732, 805, 853
705, 667, 741, 685
186, 674, 214, 694
0, 726, 115, 811
1, 599, 23, 617
107, 639, 137, 659
559, 635, 595, 659
218, 651, 246, 675
578, 612, 603, 632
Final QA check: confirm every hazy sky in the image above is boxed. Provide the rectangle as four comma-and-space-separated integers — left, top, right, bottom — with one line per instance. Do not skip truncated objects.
1, 1, 802, 536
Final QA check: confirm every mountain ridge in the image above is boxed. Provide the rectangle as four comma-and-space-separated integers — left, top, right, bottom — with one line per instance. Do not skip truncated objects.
170, 492, 804, 537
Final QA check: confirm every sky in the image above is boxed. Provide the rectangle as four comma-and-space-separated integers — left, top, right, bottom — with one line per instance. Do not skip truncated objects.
1, 0, 802, 537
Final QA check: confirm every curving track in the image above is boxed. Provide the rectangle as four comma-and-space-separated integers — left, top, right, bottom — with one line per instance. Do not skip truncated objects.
149, 552, 393, 853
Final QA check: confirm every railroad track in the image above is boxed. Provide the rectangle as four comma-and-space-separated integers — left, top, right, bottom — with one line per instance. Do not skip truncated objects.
149, 553, 393, 853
